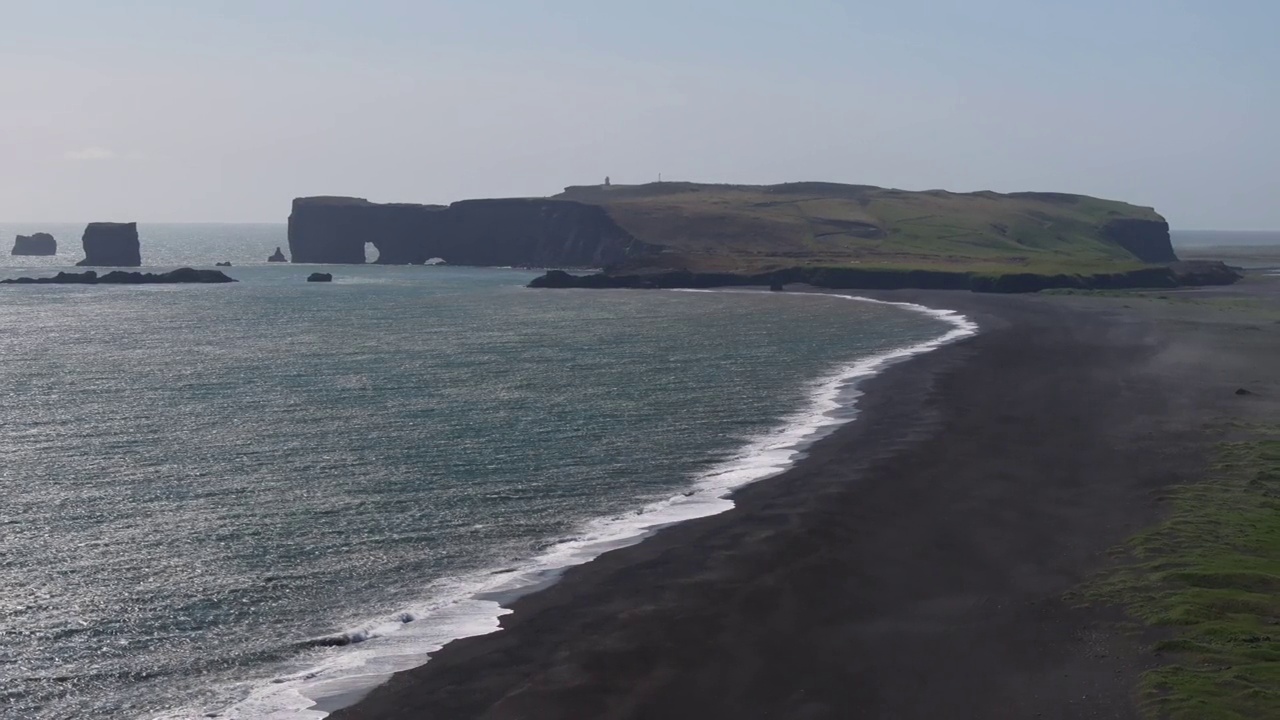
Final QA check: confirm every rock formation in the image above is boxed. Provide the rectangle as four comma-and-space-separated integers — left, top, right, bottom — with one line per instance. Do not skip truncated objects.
2, 268, 235, 284
11, 232, 56, 256
1101, 218, 1177, 263
268, 247, 287, 262
306, 272, 333, 282
77, 222, 140, 267
216, 261, 232, 267
287, 197, 653, 266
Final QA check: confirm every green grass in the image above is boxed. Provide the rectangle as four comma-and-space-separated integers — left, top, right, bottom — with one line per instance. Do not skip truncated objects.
556, 182, 1166, 274
1082, 430, 1280, 719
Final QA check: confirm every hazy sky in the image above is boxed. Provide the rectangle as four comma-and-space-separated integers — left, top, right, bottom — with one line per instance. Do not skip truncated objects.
1, 0, 1275, 227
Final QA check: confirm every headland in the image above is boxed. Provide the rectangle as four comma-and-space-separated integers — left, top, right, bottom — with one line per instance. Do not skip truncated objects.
287, 182, 1240, 292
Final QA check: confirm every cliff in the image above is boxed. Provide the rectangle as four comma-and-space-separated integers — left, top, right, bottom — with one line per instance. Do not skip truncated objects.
12, 232, 56, 256
287, 197, 653, 267
76, 222, 141, 267
1100, 218, 1176, 263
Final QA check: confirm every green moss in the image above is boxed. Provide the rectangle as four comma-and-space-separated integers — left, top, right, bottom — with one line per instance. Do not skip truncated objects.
1081, 432, 1280, 719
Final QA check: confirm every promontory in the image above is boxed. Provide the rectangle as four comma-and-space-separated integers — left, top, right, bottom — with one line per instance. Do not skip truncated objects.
286, 182, 1239, 292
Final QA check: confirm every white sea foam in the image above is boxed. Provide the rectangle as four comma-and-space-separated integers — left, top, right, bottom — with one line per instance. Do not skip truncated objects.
183, 291, 977, 720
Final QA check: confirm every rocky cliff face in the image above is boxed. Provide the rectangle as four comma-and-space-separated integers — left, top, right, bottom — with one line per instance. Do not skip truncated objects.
12, 232, 57, 256
1101, 218, 1177, 263
76, 223, 141, 267
287, 197, 653, 267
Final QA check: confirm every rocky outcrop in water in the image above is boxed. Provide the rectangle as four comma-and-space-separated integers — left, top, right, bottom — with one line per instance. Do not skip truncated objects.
216, 261, 232, 267
268, 247, 287, 262
1, 268, 236, 284
306, 272, 333, 282
11, 233, 56, 256
76, 223, 140, 267
287, 196, 653, 266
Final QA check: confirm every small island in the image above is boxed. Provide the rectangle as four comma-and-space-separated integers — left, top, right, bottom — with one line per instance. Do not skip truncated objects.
11, 232, 57, 256
268, 246, 287, 262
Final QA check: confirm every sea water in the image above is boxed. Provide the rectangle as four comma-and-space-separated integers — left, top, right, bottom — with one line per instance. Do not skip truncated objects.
0, 223, 971, 718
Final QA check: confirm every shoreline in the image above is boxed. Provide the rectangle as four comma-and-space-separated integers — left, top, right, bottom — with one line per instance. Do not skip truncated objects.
331, 282, 1279, 719
214, 290, 977, 719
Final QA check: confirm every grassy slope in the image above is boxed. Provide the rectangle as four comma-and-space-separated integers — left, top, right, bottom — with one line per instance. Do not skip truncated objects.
557, 182, 1163, 274
1083, 429, 1280, 719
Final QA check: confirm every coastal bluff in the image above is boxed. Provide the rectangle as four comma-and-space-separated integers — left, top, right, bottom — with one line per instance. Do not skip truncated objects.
286, 183, 1182, 280
12, 232, 56, 256
287, 196, 651, 266
77, 222, 141, 267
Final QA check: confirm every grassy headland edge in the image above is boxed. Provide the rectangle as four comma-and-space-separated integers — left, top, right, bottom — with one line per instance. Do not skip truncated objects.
1078, 428, 1280, 719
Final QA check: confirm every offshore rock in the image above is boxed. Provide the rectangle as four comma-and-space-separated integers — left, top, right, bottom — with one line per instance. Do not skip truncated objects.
215, 261, 232, 267
76, 222, 141, 267
306, 272, 333, 282
268, 247, 287, 262
2, 268, 236, 284
12, 232, 56, 256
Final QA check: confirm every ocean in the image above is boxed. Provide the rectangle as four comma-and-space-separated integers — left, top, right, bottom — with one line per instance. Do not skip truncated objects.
0, 223, 972, 719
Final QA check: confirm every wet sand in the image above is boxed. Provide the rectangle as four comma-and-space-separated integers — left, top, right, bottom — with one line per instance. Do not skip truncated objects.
331, 279, 1280, 720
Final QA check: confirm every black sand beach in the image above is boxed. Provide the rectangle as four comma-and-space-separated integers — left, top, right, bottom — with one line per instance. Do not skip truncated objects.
332, 279, 1280, 720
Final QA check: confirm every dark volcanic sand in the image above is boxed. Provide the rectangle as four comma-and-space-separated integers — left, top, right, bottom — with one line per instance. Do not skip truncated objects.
331, 282, 1280, 720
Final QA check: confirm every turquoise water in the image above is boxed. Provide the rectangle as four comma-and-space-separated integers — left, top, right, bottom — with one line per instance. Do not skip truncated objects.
0, 225, 965, 718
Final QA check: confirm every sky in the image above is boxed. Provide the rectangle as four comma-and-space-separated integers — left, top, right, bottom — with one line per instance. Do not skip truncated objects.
1, 0, 1276, 228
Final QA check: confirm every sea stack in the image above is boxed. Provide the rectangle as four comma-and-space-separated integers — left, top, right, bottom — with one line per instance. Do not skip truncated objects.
11, 232, 57, 256
77, 222, 141, 267
306, 272, 333, 282
268, 247, 287, 262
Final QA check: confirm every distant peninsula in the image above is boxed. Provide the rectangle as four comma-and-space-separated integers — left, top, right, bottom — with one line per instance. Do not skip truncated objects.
287, 182, 1240, 292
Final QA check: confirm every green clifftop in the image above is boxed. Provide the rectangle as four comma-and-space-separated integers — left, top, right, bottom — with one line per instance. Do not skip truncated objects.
556, 182, 1173, 274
